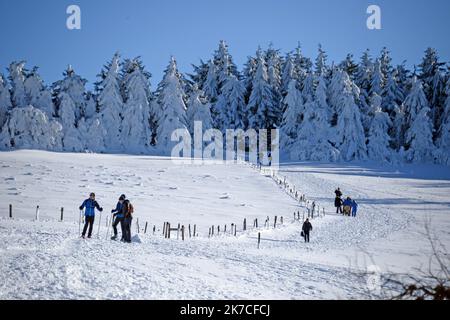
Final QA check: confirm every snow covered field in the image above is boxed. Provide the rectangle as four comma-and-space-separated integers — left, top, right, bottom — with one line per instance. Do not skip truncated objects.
0, 150, 449, 299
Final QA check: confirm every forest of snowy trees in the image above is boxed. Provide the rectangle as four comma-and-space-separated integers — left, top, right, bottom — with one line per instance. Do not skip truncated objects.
0, 41, 449, 165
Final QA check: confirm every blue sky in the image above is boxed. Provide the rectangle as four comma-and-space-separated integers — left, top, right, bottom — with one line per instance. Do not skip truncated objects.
0, 0, 449, 89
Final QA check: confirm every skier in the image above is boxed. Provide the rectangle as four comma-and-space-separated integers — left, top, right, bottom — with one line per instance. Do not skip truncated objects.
302, 218, 313, 243
335, 196, 343, 214
122, 199, 134, 243
343, 197, 353, 216
79, 192, 103, 238
351, 199, 358, 217
110, 194, 126, 240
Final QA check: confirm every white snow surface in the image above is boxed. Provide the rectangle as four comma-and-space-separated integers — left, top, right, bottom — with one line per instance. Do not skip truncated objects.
0, 150, 449, 299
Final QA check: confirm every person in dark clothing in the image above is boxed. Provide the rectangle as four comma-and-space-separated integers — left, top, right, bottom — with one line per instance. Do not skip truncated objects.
334, 188, 343, 198
122, 199, 133, 243
302, 218, 313, 243
111, 194, 126, 240
335, 196, 343, 214
79, 192, 103, 238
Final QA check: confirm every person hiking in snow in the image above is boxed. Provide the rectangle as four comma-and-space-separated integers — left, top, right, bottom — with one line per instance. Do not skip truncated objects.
335, 195, 343, 214
302, 218, 313, 243
122, 199, 134, 243
79, 193, 103, 238
343, 197, 353, 216
351, 199, 358, 217
334, 187, 343, 214
110, 194, 126, 241
334, 187, 343, 198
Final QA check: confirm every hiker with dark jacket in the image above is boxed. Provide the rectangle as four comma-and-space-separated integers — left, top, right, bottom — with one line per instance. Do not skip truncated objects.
335, 196, 343, 214
302, 218, 313, 243
122, 199, 133, 243
351, 199, 358, 217
335, 188, 343, 198
111, 194, 126, 240
79, 192, 103, 238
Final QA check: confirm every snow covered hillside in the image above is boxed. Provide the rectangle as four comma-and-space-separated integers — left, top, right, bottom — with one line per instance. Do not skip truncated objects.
0, 150, 449, 299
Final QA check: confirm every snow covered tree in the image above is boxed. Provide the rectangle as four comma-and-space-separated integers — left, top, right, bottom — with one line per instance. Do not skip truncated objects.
8, 61, 27, 108
0, 73, 12, 128
435, 77, 450, 165
121, 57, 153, 153
315, 44, 328, 77
382, 70, 405, 150
355, 50, 373, 113
155, 57, 188, 155
403, 77, 429, 131
57, 92, 84, 151
78, 116, 106, 152
334, 73, 367, 161
213, 40, 239, 87
214, 75, 246, 130
0, 106, 63, 151
95, 53, 124, 151
281, 53, 297, 95
186, 84, 213, 135
338, 54, 358, 80
302, 73, 315, 103
246, 52, 279, 129
188, 59, 209, 91
367, 104, 392, 162
24, 67, 54, 117
418, 48, 446, 134
280, 80, 303, 151
53, 66, 88, 121
405, 107, 435, 163
293, 44, 312, 88
203, 60, 219, 103
370, 59, 384, 96
379, 47, 392, 84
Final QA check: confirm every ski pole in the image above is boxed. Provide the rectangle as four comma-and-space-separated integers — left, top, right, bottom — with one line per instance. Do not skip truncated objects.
78, 210, 82, 235
97, 211, 102, 238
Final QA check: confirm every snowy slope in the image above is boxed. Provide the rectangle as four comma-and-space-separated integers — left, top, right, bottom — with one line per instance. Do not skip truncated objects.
1, 151, 449, 299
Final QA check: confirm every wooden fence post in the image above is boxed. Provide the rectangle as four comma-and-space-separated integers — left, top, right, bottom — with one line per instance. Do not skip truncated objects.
9, 204, 12, 218
194, 224, 196, 237
234, 224, 237, 236
258, 232, 261, 249
224, 224, 227, 234
243, 218, 246, 231
137, 218, 140, 233
274, 216, 277, 228
60, 207, 64, 221
294, 212, 296, 221
189, 224, 191, 238
217, 225, 220, 236
35, 205, 40, 221
280, 216, 283, 225
163, 222, 166, 236
144, 222, 148, 234
153, 225, 156, 235
182, 225, 185, 241
177, 223, 180, 240
208, 227, 211, 238
211, 225, 214, 236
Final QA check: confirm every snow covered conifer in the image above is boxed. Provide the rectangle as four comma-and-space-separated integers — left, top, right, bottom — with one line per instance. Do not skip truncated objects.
186, 84, 213, 135
315, 44, 328, 77
213, 40, 239, 88
0, 106, 63, 151
338, 54, 358, 80
335, 73, 367, 161
246, 52, 279, 129
96, 53, 124, 151
155, 57, 188, 155
121, 57, 153, 153
435, 77, 450, 164
203, 61, 219, 103
405, 107, 435, 163
281, 53, 297, 95
8, 61, 27, 108
367, 103, 392, 162
53, 66, 88, 121
24, 67, 54, 117
214, 75, 246, 130
403, 77, 429, 129
0, 73, 12, 127
57, 92, 84, 151
280, 80, 303, 150
370, 59, 384, 96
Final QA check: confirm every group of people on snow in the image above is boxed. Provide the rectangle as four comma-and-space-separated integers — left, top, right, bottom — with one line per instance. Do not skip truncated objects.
79, 193, 134, 242
334, 188, 358, 217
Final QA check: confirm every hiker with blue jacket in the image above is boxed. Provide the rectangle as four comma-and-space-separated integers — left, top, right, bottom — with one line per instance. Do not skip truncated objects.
351, 199, 358, 217
79, 192, 103, 238
111, 194, 126, 241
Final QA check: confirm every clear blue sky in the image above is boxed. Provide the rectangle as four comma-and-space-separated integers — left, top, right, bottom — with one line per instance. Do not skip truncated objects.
1, 0, 449, 89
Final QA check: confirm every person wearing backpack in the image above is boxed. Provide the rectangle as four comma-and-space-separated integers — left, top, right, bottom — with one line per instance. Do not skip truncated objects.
110, 194, 126, 241
351, 199, 358, 217
122, 199, 134, 243
79, 192, 103, 239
